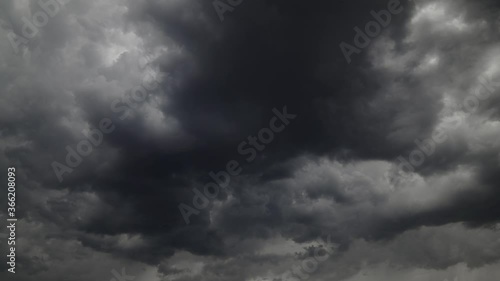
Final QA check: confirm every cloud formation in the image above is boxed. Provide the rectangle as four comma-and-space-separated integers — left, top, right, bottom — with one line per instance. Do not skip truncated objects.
0, 0, 500, 280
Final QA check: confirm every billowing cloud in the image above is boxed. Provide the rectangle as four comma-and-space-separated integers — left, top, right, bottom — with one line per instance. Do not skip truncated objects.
0, 0, 499, 280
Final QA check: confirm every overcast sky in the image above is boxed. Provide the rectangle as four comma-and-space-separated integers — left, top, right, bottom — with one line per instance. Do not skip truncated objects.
1, 0, 500, 280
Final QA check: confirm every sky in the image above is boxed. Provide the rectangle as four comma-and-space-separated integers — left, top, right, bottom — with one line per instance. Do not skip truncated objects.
0, 0, 500, 280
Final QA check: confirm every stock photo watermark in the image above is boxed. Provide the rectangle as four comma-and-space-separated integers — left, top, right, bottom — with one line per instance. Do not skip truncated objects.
51, 71, 165, 182
110, 268, 135, 281
397, 75, 500, 173
339, 0, 404, 64
6, 0, 73, 55
6, 167, 17, 274
212, 0, 244, 22
178, 106, 297, 224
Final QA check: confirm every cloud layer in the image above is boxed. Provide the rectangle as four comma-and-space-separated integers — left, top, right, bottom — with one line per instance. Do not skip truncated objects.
0, 0, 500, 280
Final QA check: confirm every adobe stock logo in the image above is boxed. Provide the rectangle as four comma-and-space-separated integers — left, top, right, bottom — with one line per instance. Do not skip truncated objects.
110, 268, 135, 281
212, 0, 244, 22
51, 70, 164, 183
178, 106, 297, 224
7, 0, 73, 55
396, 75, 500, 173
339, 0, 404, 64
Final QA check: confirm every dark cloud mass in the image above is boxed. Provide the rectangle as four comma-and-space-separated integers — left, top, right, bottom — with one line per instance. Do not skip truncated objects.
1, 0, 500, 280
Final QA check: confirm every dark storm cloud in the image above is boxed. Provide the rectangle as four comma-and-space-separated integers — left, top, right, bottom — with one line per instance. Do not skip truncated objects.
57, 0, 421, 254
1, 0, 500, 280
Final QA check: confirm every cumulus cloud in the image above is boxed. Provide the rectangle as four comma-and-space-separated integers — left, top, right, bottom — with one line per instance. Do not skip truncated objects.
1, 0, 499, 280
